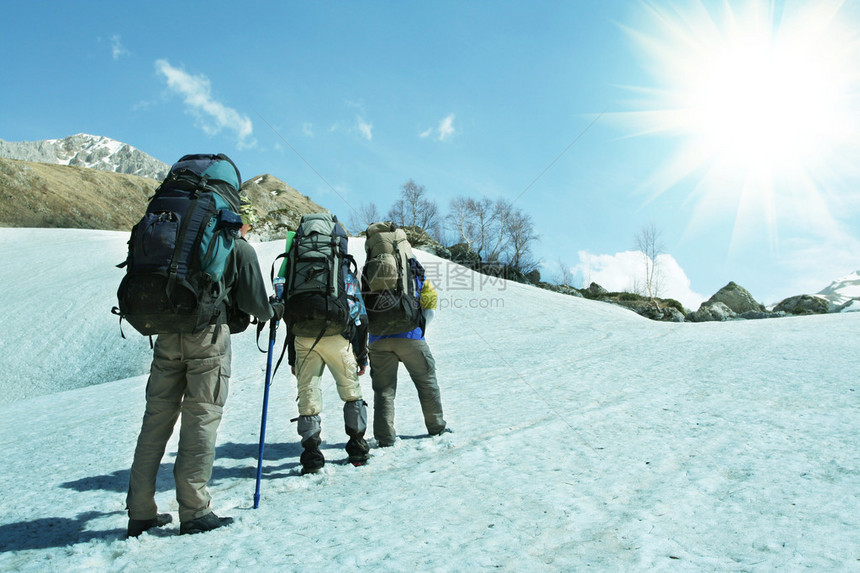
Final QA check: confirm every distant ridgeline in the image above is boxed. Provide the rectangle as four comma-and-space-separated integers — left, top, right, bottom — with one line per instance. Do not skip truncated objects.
537, 277, 860, 323
0, 134, 328, 239
0, 134, 169, 180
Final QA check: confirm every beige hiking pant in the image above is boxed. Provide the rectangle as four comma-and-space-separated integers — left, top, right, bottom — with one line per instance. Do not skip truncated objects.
294, 335, 362, 416
127, 324, 230, 523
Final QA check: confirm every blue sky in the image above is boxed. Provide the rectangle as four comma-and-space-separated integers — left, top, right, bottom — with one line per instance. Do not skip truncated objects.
3, 0, 859, 307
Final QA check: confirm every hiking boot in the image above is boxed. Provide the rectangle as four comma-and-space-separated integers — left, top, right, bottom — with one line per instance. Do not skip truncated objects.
298, 414, 325, 475
300, 463, 325, 475
348, 449, 369, 466
430, 427, 453, 437
179, 512, 234, 535
300, 443, 325, 475
345, 435, 369, 466
127, 513, 173, 538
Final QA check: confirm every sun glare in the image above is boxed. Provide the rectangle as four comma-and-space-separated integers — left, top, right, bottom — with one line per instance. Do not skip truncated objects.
621, 0, 860, 248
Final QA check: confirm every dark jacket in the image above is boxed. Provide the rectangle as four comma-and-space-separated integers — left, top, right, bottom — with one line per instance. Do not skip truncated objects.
223, 238, 274, 324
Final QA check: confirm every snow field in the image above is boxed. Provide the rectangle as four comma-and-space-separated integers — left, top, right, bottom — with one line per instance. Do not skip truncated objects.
0, 229, 857, 571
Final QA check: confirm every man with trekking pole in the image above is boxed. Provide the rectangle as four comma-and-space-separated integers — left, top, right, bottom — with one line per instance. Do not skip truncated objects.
123, 162, 282, 537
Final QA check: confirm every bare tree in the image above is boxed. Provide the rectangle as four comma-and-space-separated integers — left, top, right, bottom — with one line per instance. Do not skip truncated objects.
504, 207, 538, 272
485, 198, 512, 263
446, 196, 505, 261
447, 196, 474, 250
555, 258, 574, 286
347, 202, 382, 234
447, 196, 539, 273
635, 222, 664, 299
387, 179, 439, 235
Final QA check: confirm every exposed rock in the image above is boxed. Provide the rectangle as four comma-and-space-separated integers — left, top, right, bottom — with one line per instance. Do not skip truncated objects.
773, 295, 830, 315
664, 307, 686, 322
688, 301, 736, 322
586, 282, 608, 297
738, 310, 782, 320
614, 299, 686, 322
706, 281, 766, 314
558, 285, 583, 298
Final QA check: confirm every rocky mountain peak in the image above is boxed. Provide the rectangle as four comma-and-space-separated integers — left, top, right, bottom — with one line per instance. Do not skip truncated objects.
0, 133, 168, 180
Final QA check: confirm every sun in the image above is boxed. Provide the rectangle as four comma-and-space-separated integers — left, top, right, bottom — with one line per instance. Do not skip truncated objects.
619, 0, 860, 249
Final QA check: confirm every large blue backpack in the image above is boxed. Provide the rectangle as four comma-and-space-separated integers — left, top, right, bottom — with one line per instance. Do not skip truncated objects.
114, 153, 244, 336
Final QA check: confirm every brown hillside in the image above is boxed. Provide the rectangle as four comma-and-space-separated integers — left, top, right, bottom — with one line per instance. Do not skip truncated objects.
0, 158, 328, 237
240, 173, 329, 240
0, 157, 157, 230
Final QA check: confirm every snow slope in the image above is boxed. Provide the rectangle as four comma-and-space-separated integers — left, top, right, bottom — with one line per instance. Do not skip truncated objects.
0, 229, 858, 571
818, 270, 860, 308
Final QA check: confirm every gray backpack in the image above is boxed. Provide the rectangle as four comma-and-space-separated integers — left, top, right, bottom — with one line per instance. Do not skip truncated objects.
282, 213, 354, 338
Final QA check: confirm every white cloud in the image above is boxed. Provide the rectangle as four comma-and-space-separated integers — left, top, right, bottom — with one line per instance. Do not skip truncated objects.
110, 35, 129, 60
357, 117, 373, 141
438, 114, 456, 141
421, 114, 457, 141
154, 59, 255, 149
302, 122, 314, 137
573, 250, 706, 310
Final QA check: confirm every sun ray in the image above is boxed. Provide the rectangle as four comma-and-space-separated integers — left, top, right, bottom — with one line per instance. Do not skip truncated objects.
614, 0, 860, 250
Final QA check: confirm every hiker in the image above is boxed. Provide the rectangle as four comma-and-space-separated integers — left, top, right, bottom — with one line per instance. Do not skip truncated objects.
123, 156, 283, 537
282, 213, 369, 474
360, 222, 449, 448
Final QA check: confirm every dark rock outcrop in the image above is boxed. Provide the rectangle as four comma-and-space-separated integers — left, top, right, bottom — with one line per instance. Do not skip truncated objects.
773, 294, 830, 315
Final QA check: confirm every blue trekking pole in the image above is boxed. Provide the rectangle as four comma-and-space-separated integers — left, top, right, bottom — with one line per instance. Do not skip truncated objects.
253, 314, 278, 509
254, 273, 286, 509
254, 234, 293, 509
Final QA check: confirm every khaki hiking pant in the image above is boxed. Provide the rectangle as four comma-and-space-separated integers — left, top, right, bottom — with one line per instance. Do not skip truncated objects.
368, 338, 446, 446
294, 335, 362, 416
127, 324, 230, 523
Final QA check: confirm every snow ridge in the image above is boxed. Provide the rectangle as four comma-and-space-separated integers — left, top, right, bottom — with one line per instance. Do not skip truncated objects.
0, 133, 168, 180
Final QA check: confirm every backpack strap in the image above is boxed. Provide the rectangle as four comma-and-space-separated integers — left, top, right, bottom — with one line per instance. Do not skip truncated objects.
111, 306, 127, 339
164, 195, 202, 305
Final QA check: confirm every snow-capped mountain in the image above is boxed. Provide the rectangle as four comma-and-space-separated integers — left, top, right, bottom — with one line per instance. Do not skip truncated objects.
817, 270, 860, 309
0, 133, 168, 180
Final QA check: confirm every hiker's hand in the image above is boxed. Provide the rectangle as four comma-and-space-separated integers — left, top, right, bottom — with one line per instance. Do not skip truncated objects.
357, 365, 366, 376
291, 366, 296, 376
269, 296, 284, 321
